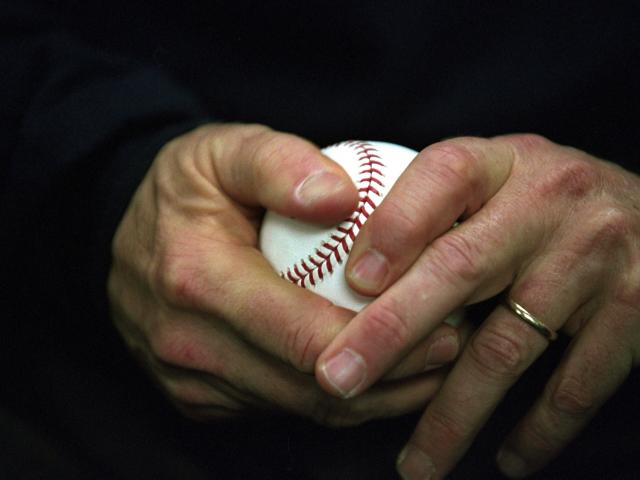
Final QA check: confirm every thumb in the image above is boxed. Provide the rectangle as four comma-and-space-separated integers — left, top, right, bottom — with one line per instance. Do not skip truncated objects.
208, 124, 359, 224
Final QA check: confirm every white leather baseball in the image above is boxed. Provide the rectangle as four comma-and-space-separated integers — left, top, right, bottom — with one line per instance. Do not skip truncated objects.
260, 140, 462, 325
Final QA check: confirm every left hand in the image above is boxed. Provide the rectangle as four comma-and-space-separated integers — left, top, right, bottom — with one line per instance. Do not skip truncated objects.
314, 134, 640, 478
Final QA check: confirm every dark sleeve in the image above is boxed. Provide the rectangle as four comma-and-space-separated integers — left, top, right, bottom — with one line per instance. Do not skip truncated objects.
0, 2, 208, 352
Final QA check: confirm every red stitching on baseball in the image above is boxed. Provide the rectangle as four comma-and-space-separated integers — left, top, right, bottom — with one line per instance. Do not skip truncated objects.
282, 141, 386, 289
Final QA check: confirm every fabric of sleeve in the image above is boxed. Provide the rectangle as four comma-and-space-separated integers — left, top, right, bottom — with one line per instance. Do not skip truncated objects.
0, 2, 209, 354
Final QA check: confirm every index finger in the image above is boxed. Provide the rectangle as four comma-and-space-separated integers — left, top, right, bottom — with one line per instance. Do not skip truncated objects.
345, 137, 513, 295
315, 137, 524, 398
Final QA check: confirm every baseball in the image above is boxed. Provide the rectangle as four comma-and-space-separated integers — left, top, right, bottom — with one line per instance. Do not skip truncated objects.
260, 140, 462, 324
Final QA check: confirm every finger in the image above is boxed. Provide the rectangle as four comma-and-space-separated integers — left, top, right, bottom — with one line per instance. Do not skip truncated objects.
497, 305, 636, 478
153, 362, 261, 415
206, 124, 359, 223
315, 133, 594, 398
395, 256, 603, 479
126, 230, 463, 387
144, 307, 448, 426
396, 310, 556, 479
340, 371, 448, 427
113, 309, 260, 419
113, 222, 353, 377
154, 232, 361, 373
315, 202, 535, 398
383, 318, 474, 381
345, 136, 514, 295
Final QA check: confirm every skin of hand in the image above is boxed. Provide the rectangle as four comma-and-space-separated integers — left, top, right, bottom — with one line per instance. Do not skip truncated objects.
108, 123, 467, 425
314, 134, 640, 477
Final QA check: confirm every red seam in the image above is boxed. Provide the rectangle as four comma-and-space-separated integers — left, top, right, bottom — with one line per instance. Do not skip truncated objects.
283, 141, 386, 288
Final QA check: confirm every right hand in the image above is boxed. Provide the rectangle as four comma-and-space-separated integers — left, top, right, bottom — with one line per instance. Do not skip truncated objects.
108, 124, 465, 425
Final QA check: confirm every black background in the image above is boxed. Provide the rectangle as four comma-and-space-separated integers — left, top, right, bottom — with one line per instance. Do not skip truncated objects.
2, 1, 639, 478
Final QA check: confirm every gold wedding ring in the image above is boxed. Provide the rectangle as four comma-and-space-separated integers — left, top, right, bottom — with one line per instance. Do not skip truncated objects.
503, 297, 558, 341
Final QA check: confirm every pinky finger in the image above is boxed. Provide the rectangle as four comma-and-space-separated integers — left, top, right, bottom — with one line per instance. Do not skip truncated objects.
496, 310, 635, 478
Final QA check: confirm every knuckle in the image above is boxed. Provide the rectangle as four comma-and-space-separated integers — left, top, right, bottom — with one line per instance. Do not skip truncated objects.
360, 300, 411, 352
469, 323, 531, 379
282, 302, 345, 373
550, 375, 597, 417
367, 198, 424, 255
589, 205, 634, 246
247, 130, 321, 191
208, 123, 270, 165
423, 141, 479, 192
164, 379, 215, 407
536, 156, 600, 200
255, 129, 287, 159
254, 130, 310, 171
375, 195, 423, 236
152, 251, 207, 308
506, 133, 551, 154
428, 231, 484, 285
422, 405, 469, 445
283, 322, 323, 373
149, 324, 206, 371
161, 134, 203, 183
567, 204, 635, 263
250, 131, 287, 174
614, 280, 640, 315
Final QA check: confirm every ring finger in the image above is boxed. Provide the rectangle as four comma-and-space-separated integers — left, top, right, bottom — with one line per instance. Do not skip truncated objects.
396, 248, 603, 478
496, 301, 636, 477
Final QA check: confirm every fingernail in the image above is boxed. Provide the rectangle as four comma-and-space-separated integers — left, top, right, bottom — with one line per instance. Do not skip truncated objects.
497, 448, 530, 478
295, 171, 351, 206
320, 348, 367, 398
348, 248, 389, 292
424, 334, 459, 368
396, 444, 435, 480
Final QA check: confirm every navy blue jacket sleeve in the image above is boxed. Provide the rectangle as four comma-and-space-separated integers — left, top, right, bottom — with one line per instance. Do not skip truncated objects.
1, 2, 208, 349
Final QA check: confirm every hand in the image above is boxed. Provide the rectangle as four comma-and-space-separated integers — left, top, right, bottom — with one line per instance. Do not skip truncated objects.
108, 123, 464, 424
315, 134, 640, 476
